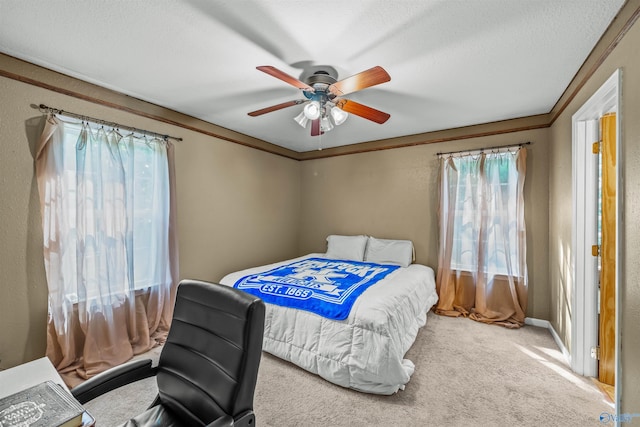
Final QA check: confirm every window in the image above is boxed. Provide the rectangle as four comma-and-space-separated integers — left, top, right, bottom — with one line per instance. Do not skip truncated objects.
51, 118, 171, 303
447, 151, 523, 276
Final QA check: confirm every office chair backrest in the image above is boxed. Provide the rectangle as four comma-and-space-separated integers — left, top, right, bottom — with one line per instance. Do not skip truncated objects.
156, 280, 265, 425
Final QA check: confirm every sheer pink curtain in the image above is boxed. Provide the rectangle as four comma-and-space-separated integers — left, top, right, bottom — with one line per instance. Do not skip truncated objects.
36, 115, 179, 386
435, 148, 527, 328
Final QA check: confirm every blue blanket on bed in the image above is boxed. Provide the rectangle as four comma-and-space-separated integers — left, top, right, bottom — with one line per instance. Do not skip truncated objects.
233, 257, 400, 320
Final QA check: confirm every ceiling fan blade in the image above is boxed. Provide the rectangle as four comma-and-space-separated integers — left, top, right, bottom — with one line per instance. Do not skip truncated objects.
257, 66, 315, 92
334, 99, 390, 124
248, 99, 307, 116
328, 66, 391, 96
311, 118, 322, 136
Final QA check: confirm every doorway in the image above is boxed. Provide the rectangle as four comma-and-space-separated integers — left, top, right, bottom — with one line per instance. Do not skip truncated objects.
571, 69, 621, 410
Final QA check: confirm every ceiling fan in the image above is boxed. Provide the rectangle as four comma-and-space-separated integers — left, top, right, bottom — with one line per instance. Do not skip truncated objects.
248, 65, 391, 136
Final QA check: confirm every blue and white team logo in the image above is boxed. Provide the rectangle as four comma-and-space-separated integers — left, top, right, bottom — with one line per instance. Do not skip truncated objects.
257, 267, 345, 300
234, 258, 400, 320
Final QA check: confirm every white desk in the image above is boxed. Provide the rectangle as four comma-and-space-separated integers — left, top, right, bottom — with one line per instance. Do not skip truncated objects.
0, 357, 68, 399
0, 357, 95, 426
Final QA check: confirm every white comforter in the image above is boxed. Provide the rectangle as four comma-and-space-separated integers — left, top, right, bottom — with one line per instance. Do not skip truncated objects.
220, 254, 438, 394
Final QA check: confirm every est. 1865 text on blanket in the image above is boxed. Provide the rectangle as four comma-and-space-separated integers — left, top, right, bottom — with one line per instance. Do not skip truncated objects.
233, 257, 400, 320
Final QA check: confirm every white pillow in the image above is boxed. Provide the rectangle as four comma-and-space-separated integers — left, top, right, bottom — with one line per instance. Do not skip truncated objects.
325, 235, 368, 261
364, 237, 414, 267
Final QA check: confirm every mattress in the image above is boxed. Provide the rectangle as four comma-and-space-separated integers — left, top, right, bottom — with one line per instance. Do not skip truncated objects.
220, 253, 438, 394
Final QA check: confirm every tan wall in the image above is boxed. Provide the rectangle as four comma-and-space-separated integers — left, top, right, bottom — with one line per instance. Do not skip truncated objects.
547, 110, 573, 350
547, 6, 640, 414
175, 121, 301, 280
0, 73, 300, 370
299, 128, 550, 319
0, 78, 48, 371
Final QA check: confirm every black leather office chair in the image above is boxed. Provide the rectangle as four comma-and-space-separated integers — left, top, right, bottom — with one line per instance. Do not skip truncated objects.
72, 280, 265, 427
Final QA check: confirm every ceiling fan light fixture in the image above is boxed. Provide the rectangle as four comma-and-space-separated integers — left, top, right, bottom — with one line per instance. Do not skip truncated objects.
321, 116, 334, 132
330, 105, 348, 126
303, 101, 321, 120
294, 110, 309, 128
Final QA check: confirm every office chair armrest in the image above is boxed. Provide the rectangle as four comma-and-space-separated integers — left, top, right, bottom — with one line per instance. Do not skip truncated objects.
71, 359, 157, 404
206, 414, 234, 427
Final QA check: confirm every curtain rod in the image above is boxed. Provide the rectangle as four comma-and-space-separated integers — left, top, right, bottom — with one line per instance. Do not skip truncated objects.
436, 141, 531, 157
38, 104, 183, 142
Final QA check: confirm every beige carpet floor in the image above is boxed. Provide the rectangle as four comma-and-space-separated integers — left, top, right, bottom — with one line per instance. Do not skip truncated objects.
84, 312, 613, 426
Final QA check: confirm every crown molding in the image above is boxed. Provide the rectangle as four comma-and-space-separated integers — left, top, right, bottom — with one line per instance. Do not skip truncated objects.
295, 115, 550, 160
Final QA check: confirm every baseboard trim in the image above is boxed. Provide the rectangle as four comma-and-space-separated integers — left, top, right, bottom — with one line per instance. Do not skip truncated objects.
525, 317, 571, 365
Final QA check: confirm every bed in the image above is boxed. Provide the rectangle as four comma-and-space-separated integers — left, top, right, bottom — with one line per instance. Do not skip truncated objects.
219, 235, 438, 395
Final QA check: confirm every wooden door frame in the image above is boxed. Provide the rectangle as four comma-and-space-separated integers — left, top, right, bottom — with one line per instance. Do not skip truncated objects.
571, 68, 621, 411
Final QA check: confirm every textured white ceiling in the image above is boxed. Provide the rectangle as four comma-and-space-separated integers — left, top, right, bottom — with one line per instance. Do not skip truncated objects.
0, 0, 626, 152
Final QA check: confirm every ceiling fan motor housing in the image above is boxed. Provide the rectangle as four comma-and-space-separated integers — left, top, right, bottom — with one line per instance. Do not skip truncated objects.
304, 71, 338, 105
